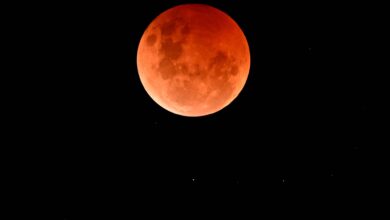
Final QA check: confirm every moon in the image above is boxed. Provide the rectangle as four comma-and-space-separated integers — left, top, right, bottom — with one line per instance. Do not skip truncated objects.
137, 4, 250, 117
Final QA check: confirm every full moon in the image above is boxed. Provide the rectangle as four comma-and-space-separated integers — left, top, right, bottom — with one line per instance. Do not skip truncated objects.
137, 4, 250, 117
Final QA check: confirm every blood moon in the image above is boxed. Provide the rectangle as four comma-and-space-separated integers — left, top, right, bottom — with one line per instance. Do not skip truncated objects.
137, 4, 250, 117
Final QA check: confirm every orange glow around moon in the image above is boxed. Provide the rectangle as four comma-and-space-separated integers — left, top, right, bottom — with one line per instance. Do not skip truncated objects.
137, 4, 250, 117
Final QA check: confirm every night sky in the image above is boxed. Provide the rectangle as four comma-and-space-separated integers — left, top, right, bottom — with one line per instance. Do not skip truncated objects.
59, 0, 372, 219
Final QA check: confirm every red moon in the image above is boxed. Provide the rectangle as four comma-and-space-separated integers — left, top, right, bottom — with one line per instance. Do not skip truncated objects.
137, 4, 250, 117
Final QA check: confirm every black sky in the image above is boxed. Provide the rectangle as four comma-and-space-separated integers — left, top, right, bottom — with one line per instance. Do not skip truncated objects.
58, 0, 373, 219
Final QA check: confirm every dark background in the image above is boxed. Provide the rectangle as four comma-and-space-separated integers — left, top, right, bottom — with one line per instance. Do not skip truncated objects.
54, 0, 374, 219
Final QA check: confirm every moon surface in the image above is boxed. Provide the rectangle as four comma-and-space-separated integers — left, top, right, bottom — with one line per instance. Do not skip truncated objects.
137, 4, 250, 117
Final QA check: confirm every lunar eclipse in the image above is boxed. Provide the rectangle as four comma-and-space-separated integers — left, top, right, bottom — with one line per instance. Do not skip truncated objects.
137, 4, 250, 117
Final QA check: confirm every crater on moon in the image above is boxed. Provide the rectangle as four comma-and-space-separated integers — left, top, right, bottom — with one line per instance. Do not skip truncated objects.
146, 34, 157, 46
